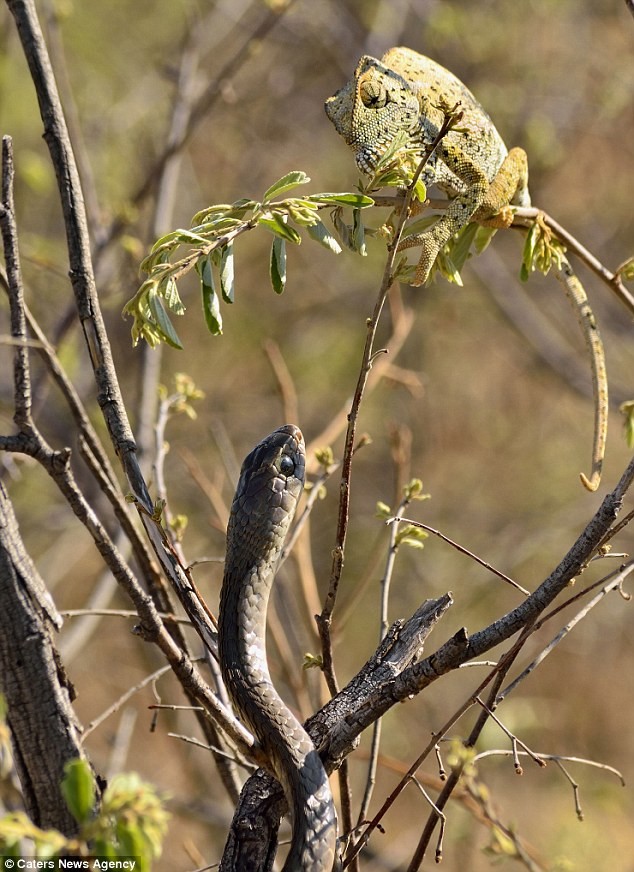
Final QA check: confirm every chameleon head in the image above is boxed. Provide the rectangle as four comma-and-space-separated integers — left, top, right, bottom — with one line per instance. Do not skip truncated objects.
325, 55, 420, 174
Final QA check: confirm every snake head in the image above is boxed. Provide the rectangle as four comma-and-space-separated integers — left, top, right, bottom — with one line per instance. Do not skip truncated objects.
228, 424, 306, 560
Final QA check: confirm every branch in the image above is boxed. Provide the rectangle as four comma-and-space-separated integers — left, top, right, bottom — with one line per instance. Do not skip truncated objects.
2, 5, 252, 804
4, 0, 221, 683
0, 478, 83, 834
219, 596, 453, 871
5, 0, 149, 507
395, 452, 634, 699
515, 207, 634, 317
345, 454, 634, 864
317, 115, 459, 695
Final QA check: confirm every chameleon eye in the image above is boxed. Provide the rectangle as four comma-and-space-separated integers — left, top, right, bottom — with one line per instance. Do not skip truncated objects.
359, 78, 388, 109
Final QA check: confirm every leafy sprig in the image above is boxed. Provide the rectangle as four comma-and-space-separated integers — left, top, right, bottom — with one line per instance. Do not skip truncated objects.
520, 212, 567, 280
0, 758, 168, 871
123, 171, 373, 348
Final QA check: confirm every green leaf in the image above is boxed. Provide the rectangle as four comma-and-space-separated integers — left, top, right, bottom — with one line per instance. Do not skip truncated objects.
332, 207, 353, 251
286, 202, 320, 226
162, 276, 185, 315
620, 400, 634, 449
61, 759, 95, 825
201, 279, 222, 335
190, 203, 233, 224
435, 249, 463, 286
270, 236, 287, 294
302, 652, 324, 670
259, 214, 302, 244
412, 177, 427, 203
352, 208, 367, 256
306, 219, 342, 254
402, 212, 439, 240
395, 525, 428, 549
447, 222, 479, 272
521, 221, 540, 280
307, 192, 375, 208
139, 244, 175, 274
190, 205, 251, 228
373, 130, 409, 171
262, 171, 310, 202
392, 255, 415, 284
473, 225, 498, 254
196, 254, 222, 334
375, 500, 392, 519
93, 838, 117, 860
153, 228, 208, 249
115, 821, 149, 871
314, 446, 334, 468
219, 244, 235, 303
403, 478, 431, 502
148, 287, 183, 349
196, 253, 214, 291
617, 256, 634, 282
228, 197, 259, 218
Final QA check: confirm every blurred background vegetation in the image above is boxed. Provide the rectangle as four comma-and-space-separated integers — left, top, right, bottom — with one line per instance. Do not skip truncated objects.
1, 0, 633, 869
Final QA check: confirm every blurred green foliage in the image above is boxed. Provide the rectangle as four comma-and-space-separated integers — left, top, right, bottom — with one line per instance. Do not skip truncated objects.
0, 757, 168, 870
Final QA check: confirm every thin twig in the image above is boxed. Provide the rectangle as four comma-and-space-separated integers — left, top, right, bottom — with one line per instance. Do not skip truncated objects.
497, 560, 634, 702
1, 136, 31, 430
473, 697, 546, 772
318, 114, 458, 691
407, 776, 446, 864
474, 749, 625, 785
62, 608, 188, 624
353, 494, 411, 846
514, 207, 634, 316
389, 516, 529, 596
167, 733, 256, 771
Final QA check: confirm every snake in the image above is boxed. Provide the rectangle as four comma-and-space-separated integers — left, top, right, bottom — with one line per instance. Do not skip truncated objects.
218, 424, 337, 871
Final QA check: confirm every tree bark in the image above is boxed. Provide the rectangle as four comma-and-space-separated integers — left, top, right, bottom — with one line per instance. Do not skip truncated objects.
0, 480, 86, 834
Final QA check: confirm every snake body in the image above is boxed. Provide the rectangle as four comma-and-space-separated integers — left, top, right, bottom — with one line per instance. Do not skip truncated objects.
218, 424, 337, 871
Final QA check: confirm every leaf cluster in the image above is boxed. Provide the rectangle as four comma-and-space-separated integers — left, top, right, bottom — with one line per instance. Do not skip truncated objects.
376, 478, 431, 550
520, 213, 567, 281
0, 758, 169, 872
123, 171, 372, 348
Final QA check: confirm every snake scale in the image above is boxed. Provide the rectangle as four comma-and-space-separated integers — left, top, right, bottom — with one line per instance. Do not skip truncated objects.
218, 424, 337, 871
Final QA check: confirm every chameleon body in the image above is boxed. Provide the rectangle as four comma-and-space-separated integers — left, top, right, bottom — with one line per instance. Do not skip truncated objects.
325, 47, 531, 285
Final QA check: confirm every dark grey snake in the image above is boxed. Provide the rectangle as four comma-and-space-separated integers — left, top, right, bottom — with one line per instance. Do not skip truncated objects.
218, 424, 337, 871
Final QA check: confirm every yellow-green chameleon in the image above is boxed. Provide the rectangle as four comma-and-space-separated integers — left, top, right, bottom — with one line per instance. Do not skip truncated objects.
325, 47, 531, 286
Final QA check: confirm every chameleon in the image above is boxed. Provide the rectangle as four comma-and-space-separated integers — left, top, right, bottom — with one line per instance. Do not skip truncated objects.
326, 47, 608, 492
325, 46, 531, 286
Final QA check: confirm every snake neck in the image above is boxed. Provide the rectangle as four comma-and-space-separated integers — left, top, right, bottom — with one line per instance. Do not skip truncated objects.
218, 426, 337, 871
219, 557, 336, 871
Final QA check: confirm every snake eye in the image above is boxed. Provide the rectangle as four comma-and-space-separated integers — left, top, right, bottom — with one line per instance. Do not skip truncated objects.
279, 454, 295, 476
